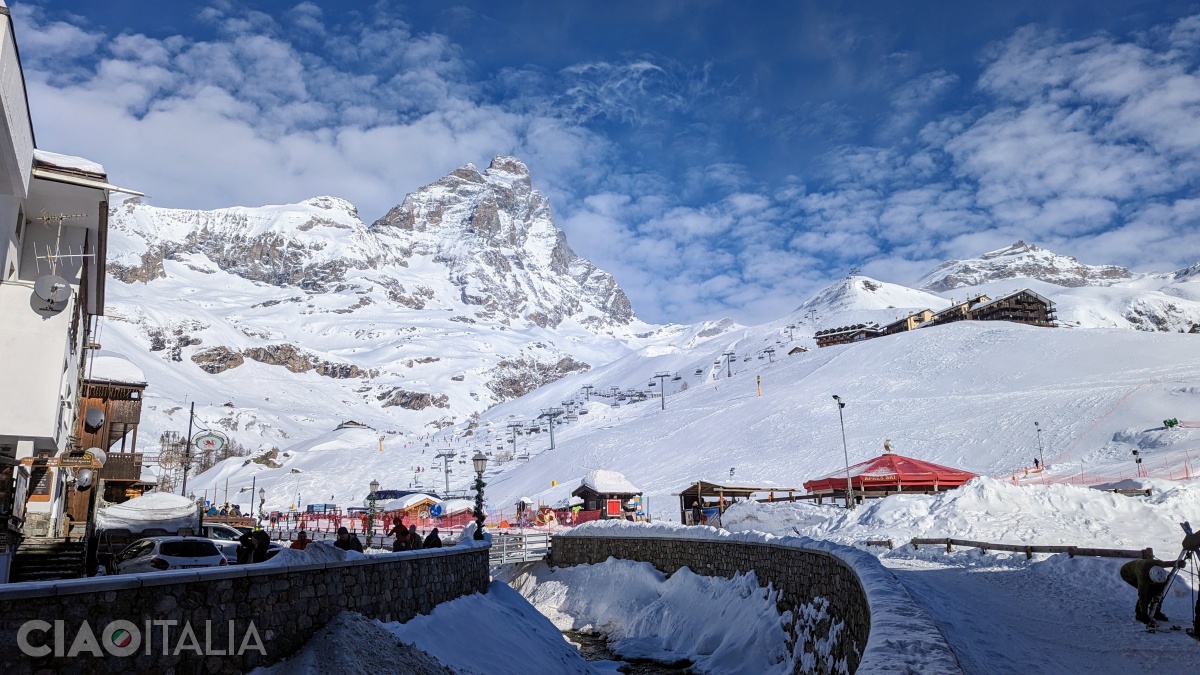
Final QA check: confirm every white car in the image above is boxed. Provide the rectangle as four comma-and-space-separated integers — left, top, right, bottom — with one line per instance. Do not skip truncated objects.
113, 536, 227, 573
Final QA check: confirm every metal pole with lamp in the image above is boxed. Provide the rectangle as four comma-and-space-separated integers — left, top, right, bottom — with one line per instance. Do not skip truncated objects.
833, 395, 854, 509
472, 452, 488, 540
367, 479, 379, 549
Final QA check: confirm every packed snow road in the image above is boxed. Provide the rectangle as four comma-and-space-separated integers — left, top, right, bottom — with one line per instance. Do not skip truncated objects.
886, 554, 1199, 674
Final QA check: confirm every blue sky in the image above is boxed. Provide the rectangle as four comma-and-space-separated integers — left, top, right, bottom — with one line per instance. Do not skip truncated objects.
13, 1, 1200, 325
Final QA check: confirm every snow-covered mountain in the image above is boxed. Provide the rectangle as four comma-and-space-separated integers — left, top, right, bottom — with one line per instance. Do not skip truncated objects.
917, 241, 1136, 291
102, 157, 731, 454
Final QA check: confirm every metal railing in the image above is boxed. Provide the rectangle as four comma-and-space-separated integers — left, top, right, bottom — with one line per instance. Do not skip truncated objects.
489, 530, 552, 565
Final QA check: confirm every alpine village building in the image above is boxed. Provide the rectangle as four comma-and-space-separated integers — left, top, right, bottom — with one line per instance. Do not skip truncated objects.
0, 6, 143, 582
814, 290, 1056, 348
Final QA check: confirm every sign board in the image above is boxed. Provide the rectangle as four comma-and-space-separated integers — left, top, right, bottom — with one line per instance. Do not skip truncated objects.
29, 456, 52, 501
58, 449, 103, 468
429, 503, 443, 517
192, 431, 228, 454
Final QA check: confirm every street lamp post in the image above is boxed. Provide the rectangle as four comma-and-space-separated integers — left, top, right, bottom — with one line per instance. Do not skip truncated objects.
367, 479, 380, 549
1034, 421, 1045, 470
258, 488, 265, 524
472, 452, 488, 540
832, 395, 854, 509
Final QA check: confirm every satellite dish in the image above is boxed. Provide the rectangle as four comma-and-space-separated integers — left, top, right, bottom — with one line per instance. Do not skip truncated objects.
34, 275, 71, 304
87, 447, 107, 467
76, 468, 94, 490
84, 407, 105, 433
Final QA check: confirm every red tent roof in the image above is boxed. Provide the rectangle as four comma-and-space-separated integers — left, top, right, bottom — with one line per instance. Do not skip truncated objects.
803, 453, 977, 494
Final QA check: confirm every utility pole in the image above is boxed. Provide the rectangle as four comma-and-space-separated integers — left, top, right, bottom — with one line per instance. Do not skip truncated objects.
181, 402, 194, 496
722, 351, 735, 378
652, 372, 670, 410
833, 395, 853, 509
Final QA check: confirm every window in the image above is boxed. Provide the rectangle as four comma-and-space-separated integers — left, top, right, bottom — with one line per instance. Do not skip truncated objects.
160, 540, 220, 557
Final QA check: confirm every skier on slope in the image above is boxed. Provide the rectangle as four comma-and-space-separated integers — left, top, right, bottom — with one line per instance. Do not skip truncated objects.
1120, 558, 1180, 624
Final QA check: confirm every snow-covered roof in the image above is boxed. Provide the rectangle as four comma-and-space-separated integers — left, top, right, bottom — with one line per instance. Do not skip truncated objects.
33, 149, 105, 176
88, 350, 147, 385
382, 494, 440, 511
581, 469, 641, 495
438, 499, 476, 515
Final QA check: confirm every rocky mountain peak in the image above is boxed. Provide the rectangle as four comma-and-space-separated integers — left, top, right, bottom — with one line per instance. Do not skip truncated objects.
918, 241, 1136, 292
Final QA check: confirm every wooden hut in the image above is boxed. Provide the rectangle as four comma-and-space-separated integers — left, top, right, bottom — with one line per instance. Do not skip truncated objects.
571, 470, 643, 520
674, 481, 805, 525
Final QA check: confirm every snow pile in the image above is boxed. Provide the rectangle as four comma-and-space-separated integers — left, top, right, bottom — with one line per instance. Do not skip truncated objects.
386, 582, 609, 675
514, 559, 795, 673
721, 477, 1200, 556
250, 612, 454, 675
95, 491, 197, 533
557, 520, 959, 674
581, 470, 640, 494
259, 541, 366, 567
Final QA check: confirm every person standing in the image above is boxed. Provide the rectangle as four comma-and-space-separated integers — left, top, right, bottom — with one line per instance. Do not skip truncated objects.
423, 528, 443, 549
251, 529, 271, 563
236, 530, 256, 565
406, 524, 423, 551
334, 526, 363, 553
289, 531, 310, 550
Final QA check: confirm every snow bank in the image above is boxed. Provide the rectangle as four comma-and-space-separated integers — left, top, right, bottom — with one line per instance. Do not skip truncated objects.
96, 491, 197, 533
559, 520, 960, 674
88, 350, 147, 385
250, 612, 454, 675
386, 582, 610, 675
514, 559, 794, 673
721, 477, 1200, 556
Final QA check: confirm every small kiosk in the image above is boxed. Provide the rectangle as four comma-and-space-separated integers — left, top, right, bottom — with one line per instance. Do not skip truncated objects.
675, 481, 805, 525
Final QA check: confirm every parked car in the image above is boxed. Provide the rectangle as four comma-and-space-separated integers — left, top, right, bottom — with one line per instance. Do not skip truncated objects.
113, 537, 227, 574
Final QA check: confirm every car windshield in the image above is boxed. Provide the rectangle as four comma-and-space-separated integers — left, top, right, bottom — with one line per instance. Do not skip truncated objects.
160, 540, 220, 557
209, 528, 238, 540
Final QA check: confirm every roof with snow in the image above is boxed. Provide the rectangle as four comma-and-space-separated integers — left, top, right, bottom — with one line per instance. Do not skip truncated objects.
33, 149, 105, 177
804, 453, 977, 494
381, 494, 440, 512
577, 469, 641, 496
87, 350, 147, 386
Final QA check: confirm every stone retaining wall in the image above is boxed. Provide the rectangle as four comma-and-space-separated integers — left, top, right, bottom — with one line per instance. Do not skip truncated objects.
551, 531, 960, 674
0, 545, 489, 674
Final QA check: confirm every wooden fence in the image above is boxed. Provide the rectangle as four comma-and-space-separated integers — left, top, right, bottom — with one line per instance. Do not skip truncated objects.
859, 537, 1154, 561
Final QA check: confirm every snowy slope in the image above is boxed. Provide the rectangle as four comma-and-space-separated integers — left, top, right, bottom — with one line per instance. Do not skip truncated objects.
191, 319, 1200, 521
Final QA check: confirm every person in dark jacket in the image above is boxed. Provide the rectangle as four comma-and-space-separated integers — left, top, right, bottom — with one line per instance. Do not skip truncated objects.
423, 528, 443, 549
407, 524, 423, 551
236, 530, 256, 565
1120, 558, 1178, 623
251, 530, 271, 563
334, 526, 363, 553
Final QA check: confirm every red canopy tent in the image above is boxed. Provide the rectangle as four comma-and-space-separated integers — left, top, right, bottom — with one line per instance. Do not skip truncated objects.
804, 453, 977, 495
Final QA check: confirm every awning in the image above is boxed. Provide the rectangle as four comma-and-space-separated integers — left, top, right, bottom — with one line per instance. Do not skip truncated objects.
32, 167, 145, 196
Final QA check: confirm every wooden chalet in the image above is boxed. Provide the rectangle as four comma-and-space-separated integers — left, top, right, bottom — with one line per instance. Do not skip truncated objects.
814, 323, 882, 348
968, 289, 1056, 327
882, 309, 935, 336
787, 346, 809, 356
926, 295, 990, 328
571, 469, 643, 520
675, 480, 805, 525
67, 351, 148, 529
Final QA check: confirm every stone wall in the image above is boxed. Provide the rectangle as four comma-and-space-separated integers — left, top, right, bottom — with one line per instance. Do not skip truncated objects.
550, 533, 960, 675
0, 545, 489, 674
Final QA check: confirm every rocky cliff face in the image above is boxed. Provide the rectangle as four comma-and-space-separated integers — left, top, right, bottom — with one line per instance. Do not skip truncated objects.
918, 241, 1136, 292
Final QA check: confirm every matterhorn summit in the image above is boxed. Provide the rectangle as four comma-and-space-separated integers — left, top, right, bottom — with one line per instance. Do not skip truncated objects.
917, 241, 1136, 292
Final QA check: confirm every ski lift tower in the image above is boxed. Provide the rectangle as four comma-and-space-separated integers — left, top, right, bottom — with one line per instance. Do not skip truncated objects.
435, 448, 456, 495
538, 407, 566, 450
721, 351, 736, 378
581, 384, 594, 401
763, 347, 776, 363
786, 324, 797, 341
651, 371, 670, 410
507, 422, 523, 458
